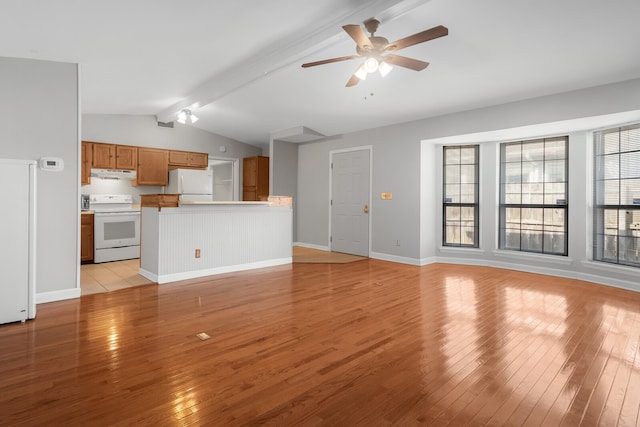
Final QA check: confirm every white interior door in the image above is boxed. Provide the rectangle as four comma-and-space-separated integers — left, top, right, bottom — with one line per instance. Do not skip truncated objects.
331, 148, 370, 256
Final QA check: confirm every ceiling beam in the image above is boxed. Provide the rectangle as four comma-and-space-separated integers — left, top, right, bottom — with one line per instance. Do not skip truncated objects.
155, 0, 432, 124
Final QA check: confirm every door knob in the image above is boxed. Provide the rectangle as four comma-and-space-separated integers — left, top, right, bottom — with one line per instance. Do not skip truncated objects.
364, 204, 369, 213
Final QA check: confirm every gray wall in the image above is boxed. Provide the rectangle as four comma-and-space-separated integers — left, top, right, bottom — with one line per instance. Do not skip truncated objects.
271, 140, 298, 241
82, 114, 261, 202
0, 57, 79, 299
293, 78, 640, 289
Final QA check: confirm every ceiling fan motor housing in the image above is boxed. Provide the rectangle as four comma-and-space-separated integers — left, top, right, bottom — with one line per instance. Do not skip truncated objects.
356, 36, 390, 58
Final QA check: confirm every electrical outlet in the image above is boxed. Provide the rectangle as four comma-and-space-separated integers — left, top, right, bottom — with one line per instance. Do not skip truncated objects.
195, 249, 201, 258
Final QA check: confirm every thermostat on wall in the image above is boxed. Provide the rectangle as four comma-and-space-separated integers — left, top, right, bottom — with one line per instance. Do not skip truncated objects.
39, 157, 64, 171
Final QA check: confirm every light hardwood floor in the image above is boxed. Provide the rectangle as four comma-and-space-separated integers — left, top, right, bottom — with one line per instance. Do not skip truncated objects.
2, 260, 640, 426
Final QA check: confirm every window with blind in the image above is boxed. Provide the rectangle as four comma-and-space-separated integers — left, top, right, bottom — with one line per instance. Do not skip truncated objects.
499, 137, 568, 255
593, 124, 640, 267
443, 145, 479, 247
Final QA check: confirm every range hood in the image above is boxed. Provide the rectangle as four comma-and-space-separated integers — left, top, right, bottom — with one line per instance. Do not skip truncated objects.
90, 168, 137, 180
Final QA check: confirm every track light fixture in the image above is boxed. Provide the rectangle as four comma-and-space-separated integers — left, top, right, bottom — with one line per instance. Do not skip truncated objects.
177, 109, 198, 125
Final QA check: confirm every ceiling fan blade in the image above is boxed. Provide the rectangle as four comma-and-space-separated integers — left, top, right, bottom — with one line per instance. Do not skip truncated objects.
346, 70, 361, 87
302, 55, 360, 68
385, 25, 448, 52
384, 54, 429, 71
343, 24, 374, 51
346, 75, 360, 87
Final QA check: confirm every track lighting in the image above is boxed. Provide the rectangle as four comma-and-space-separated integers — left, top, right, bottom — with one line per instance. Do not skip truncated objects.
177, 109, 198, 125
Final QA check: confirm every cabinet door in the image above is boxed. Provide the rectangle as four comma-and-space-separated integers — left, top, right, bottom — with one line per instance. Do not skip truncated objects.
243, 157, 257, 187
136, 148, 169, 186
257, 156, 270, 199
116, 145, 137, 170
81, 214, 94, 262
92, 143, 116, 169
168, 150, 190, 166
81, 141, 92, 184
189, 152, 209, 168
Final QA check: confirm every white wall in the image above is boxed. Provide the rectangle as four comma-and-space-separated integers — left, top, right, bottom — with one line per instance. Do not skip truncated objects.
0, 57, 79, 301
293, 78, 640, 289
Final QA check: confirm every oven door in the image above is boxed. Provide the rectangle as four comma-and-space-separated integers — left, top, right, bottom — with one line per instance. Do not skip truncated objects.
94, 211, 140, 249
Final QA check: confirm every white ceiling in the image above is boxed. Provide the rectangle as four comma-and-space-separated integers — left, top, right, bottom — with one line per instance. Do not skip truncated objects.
2, 0, 640, 149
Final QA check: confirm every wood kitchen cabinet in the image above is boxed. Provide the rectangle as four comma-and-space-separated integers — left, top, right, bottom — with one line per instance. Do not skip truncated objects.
81, 213, 94, 262
168, 150, 208, 169
243, 156, 269, 201
115, 145, 137, 170
91, 143, 116, 168
81, 141, 92, 185
135, 148, 169, 186
89, 142, 137, 170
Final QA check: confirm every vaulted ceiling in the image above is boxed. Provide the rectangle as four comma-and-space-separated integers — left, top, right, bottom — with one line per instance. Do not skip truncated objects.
2, 0, 640, 148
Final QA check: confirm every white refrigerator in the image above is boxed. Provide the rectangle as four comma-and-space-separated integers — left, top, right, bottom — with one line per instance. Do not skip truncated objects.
0, 159, 37, 324
167, 169, 213, 201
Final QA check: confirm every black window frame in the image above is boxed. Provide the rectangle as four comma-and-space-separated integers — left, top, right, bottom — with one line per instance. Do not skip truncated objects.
442, 144, 480, 248
498, 136, 569, 256
593, 123, 640, 268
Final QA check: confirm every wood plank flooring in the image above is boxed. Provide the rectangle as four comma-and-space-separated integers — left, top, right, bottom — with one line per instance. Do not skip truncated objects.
1, 261, 640, 426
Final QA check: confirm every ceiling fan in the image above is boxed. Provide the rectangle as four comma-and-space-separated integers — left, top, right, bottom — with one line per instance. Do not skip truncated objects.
302, 18, 448, 87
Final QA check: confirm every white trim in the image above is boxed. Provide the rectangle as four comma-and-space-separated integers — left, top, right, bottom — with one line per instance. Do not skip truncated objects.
294, 242, 330, 251
439, 246, 486, 255
37, 288, 81, 304
329, 145, 373, 257
371, 251, 422, 266
437, 257, 488, 266
492, 249, 574, 265
142, 257, 292, 285
580, 260, 640, 277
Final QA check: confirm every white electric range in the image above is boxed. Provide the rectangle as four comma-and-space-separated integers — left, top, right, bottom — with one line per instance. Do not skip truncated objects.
89, 194, 140, 263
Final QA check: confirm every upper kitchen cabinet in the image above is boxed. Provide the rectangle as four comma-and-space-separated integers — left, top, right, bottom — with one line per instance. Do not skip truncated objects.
89, 142, 136, 170
168, 150, 208, 169
92, 142, 115, 169
135, 148, 168, 186
115, 145, 137, 170
243, 156, 269, 201
81, 141, 93, 185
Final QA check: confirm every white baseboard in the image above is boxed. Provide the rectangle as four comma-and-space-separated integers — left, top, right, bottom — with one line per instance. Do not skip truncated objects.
147, 257, 292, 285
36, 287, 81, 304
294, 242, 330, 251
370, 252, 422, 266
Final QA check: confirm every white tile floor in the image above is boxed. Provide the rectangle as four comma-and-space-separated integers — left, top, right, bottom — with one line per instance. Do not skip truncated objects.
80, 259, 154, 295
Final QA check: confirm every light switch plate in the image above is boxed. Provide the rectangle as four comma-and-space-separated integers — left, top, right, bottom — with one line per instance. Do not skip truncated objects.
381, 192, 393, 200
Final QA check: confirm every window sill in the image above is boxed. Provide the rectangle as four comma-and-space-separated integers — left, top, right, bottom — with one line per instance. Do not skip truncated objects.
439, 246, 485, 255
492, 249, 573, 265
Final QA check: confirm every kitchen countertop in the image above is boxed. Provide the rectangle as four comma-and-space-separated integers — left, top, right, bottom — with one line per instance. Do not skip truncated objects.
178, 201, 270, 206
81, 210, 94, 215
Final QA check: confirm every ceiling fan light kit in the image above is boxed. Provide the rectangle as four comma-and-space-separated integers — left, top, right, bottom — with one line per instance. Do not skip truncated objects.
302, 18, 448, 87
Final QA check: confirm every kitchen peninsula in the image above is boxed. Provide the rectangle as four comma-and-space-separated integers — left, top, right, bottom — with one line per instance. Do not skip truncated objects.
139, 195, 292, 284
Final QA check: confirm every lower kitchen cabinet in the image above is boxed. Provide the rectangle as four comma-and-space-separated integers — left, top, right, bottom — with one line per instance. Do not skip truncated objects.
81, 213, 94, 262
